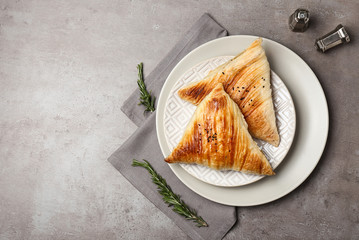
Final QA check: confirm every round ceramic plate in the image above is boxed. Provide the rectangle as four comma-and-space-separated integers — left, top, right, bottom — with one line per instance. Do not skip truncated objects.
163, 55, 296, 187
156, 35, 329, 206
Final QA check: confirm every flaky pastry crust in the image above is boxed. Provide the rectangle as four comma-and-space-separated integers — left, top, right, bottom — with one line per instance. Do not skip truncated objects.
178, 39, 280, 146
165, 83, 275, 176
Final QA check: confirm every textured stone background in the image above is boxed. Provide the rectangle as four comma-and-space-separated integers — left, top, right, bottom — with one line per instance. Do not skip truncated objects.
0, 0, 358, 239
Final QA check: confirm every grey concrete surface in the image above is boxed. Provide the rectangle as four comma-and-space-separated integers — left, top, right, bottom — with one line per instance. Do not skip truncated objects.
0, 0, 358, 239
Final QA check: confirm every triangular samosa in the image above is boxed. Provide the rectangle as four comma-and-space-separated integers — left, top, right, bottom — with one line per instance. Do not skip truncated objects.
178, 38, 280, 146
165, 83, 275, 176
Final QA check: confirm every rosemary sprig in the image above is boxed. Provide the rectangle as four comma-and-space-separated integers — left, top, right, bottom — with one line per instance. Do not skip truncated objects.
132, 159, 208, 227
137, 63, 155, 112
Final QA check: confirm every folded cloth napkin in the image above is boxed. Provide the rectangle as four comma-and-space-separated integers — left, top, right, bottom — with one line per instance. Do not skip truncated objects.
121, 13, 228, 127
109, 13, 236, 240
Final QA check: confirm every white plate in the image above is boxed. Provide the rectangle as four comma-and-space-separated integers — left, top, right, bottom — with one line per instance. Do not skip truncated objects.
163, 55, 296, 187
156, 36, 329, 206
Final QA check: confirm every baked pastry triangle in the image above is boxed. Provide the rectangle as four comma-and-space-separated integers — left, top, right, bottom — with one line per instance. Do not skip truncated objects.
178, 38, 280, 146
165, 83, 275, 176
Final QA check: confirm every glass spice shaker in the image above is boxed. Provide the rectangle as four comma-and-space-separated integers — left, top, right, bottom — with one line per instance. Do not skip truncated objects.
315, 24, 350, 52
289, 9, 310, 32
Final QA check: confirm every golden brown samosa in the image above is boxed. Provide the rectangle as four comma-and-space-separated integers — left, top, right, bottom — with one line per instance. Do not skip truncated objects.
178, 38, 279, 146
165, 83, 274, 176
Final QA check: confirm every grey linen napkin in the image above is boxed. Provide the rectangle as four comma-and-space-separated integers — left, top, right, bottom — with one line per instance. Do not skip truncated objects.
109, 14, 236, 240
121, 13, 228, 127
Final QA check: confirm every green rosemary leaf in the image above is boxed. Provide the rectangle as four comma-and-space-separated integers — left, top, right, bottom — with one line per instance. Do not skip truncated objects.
132, 159, 208, 227
136, 63, 155, 113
